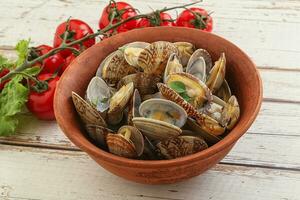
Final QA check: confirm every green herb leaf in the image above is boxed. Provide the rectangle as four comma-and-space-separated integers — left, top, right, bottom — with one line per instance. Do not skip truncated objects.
23, 66, 41, 76
169, 81, 186, 94
0, 75, 29, 136
0, 55, 14, 71
15, 39, 30, 67
180, 92, 191, 102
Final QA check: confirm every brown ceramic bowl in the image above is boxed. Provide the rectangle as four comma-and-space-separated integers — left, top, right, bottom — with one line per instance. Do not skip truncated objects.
54, 27, 262, 184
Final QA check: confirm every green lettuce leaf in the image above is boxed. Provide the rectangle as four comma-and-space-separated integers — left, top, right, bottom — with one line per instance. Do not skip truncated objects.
15, 39, 30, 67
0, 55, 14, 71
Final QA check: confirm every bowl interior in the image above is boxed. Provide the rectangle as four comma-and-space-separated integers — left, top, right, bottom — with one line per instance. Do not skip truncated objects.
54, 27, 262, 166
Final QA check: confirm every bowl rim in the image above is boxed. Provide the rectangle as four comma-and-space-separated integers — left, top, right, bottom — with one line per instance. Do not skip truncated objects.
54, 26, 263, 168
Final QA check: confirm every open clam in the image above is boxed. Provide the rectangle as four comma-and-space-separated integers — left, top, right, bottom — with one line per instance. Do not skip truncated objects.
194, 112, 225, 136
137, 41, 178, 76
107, 125, 144, 158
118, 72, 161, 95
186, 56, 207, 82
216, 80, 232, 102
132, 99, 187, 141
174, 42, 195, 67
72, 92, 107, 127
163, 53, 184, 83
85, 124, 114, 148
122, 41, 150, 67
127, 89, 142, 125
166, 72, 212, 109
206, 53, 226, 93
221, 95, 240, 130
86, 76, 111, 113
99, 50, 137, 86
107, 82, 134, 125
156, 136, 208, 159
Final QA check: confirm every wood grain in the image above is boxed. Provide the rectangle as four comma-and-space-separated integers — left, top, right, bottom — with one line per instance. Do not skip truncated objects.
0, 0, 300, 69
0, 145, 299, 200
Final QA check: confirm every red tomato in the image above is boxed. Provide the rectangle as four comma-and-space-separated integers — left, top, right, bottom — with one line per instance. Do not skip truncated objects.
26, 73, 60, 120
61, 54, 76, 73
137, 12, 175, 28
176, 8, 213, 32
0, 69, 10, 90
53, 19, 95, 58
99, 2, 138, 33
35, 45, 65, 74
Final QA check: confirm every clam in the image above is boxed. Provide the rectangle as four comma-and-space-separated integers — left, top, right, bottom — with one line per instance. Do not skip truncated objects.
163, 53, 184, 83
117, 72, 161, 95
194, 112, 226, 136
107, 82, 134, 125
86, 76, 111, 113
99, 50, 137, 86
156, 136, 208, 159
189, 48, 213, 74
157, 83, 199, 117
142, 92, 164, 101
107, 125, 144, 158
142, 136, 161, 160
72, 92, 107, 127
220, 95, 240, 130
137, 41, 178, 76
85, 124, 114, 147
206, 53, 226, 93
174, 42, 195, 67
166, 72, 212, 108
185, 118, 222, 145
127, 89, 142, 125
186, 56, 207, 82
132, 99, 187, 140
199, 96, 226, 123
122, 41, 150, 67
216, 80, 232, 102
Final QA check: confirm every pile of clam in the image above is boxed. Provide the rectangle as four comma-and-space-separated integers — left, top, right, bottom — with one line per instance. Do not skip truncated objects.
72, 41, 240, 160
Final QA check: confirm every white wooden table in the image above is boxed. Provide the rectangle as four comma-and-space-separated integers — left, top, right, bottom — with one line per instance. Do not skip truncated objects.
1, 1, 300, 199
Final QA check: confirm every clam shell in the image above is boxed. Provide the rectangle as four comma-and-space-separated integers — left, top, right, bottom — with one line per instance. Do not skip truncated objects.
106, 133, 137, 158
221, 95, 240, 130
174, 42, 195, 67
156, 136, 208, 159
122, 42, 150, 67
166, 72, 212, 108
142, 136, 161, 160
132, 117, 182, 141
185, 118, 221, 145
127, 89, 142, 125
194, 113, 226, 136
139, 99, 187, 128
163, 53, 183, 83
72, 92, 107, 127
142, 92, 164, 101
189, 48, 213, 74
85, 124, 114, 147
117, 72, 161, 95
100, 50, 137, 86
118, 125, 144, 157
108, 82, 134, 125
137, 41, 178, 76
206, 53, 226, 93
216, 80, 232, 102
86, 76, 111, 113
186, 56, 207, 82
157, 83, 198, 117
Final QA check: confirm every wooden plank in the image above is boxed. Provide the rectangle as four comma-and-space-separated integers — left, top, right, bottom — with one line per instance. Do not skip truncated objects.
0, 145, 299, 200
0, 0, 300, 69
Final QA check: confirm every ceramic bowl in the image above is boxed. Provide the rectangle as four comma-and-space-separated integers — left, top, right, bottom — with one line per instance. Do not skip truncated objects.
54, 27, 262, 184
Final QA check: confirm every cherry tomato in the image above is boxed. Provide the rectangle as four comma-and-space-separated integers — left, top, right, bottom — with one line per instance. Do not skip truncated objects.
53, 19, 95, 58
35, 45, 65, 74
0, 69, 10, 90
137, 12, 175, 28
99, 2, 138, 33
176, 8, 213, 32
26, 73, 60, 120
61, 54, 76, 73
